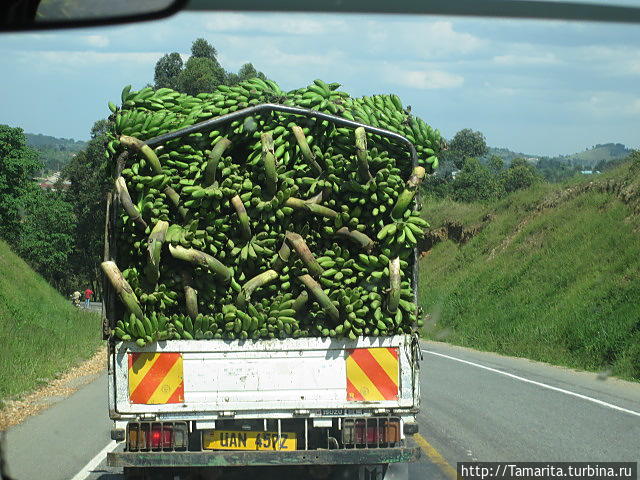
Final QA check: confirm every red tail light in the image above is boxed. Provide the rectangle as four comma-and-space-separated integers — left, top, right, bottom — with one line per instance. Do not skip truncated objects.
150, 427, 172, 449
127, 422, 188, 451
342, 418, 401, 446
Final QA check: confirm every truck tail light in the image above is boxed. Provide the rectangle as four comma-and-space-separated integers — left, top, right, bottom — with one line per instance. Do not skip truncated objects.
127, 421, 188, 451
342, 417, 400, 447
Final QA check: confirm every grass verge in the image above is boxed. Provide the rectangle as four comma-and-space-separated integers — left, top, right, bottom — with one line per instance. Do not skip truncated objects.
420, 162, 640, 381
0, 240, 102, 405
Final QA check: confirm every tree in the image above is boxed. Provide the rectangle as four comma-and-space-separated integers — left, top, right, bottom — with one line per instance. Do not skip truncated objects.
488, 155, 504, 175
177, 56, 226, 96
154, 52, 183, 90
152, 39, 270, 94
191, 38, 219, 63
448, 128, 488, 169
500, 158, 541, 193
0, 125, 42, 241
451, 157, 502, 202
62, 119, 112, 298
15, 188, 77, 292
238, 63, 258, 81
224, 71, 240, 86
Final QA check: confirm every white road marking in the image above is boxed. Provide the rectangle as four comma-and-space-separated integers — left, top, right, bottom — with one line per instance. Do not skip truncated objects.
70, 440, 118, 480
422, 349, 640, 418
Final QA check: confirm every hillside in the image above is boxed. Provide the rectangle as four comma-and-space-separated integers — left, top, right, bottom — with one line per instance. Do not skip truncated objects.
419, 158, 640, 381
0, 240, 102, 404
25, 133, 86, 174
561, 143, 634, 168
486, 146, 537, 164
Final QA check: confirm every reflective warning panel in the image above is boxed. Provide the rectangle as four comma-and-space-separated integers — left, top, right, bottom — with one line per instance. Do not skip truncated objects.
128, 352, 184, 404
346, 348, 399, 401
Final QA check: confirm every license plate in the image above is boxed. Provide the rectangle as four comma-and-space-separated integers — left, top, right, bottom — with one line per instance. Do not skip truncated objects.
203, 430, 297, 451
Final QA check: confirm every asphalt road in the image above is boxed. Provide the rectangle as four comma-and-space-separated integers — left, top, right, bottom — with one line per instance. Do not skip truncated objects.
3, 341, 639, 480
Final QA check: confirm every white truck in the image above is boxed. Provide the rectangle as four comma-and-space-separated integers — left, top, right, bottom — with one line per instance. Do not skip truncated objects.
102, 104, 423, 479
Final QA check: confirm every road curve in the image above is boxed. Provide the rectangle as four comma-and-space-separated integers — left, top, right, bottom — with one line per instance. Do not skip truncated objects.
3, 341, 639, 479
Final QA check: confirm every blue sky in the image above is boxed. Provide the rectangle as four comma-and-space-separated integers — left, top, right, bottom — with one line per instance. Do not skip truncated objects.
0, 11, 638, 156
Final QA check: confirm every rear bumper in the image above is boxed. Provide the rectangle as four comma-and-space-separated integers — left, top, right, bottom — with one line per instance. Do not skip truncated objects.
107, 436, 421, 467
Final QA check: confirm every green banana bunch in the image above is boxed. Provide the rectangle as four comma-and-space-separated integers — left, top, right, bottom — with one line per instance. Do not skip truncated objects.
106, 78, 442, 343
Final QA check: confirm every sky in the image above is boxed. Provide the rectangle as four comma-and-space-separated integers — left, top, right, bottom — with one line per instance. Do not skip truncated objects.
0, 11, 638, 157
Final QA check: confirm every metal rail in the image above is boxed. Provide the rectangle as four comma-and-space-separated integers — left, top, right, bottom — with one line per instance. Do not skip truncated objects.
144, 103, 419, 169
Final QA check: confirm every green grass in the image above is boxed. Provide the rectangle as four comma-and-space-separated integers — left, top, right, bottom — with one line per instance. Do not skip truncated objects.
420, 162, 640, 381
0, 240, 102, 404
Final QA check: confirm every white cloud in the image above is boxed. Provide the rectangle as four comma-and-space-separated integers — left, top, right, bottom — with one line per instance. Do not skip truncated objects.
493, 53, 559, 66
409, 21, 485, 57
204, 13, 346, 35
83, 35, 110, 48
574, 91, 640, 118
16, 50, 163, 71
386, 68, 464, 89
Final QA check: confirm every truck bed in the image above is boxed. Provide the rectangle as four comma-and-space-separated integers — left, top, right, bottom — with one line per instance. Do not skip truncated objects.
110, 335, 419, 419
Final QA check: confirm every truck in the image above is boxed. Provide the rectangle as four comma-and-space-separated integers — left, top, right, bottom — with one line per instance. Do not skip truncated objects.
102, 83, 431, 479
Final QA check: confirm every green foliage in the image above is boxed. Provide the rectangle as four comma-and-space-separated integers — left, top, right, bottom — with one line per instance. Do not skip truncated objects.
238, 62, 266, 82
487, 155, 504, 175
191, 37, 218, 61
451, 158, 503, 202
14, 189, 77, 292
448, 128, 488, 169
536, 157, 581, 182
153, 38, 268, 95
500, 158, 542, 193
61, 119, 112, 297
177, 56, 226, 96
420, 161, 640, 381
154, 52, 183, 90
25, 133, 86, 174
0, 125, 42, 241
0, 239, 101, 403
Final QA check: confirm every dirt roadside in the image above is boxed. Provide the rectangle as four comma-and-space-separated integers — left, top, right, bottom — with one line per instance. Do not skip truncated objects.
0, 346, 107, 431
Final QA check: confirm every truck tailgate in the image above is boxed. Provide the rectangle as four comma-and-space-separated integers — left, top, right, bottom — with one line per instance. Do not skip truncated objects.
112, 335, 418, 416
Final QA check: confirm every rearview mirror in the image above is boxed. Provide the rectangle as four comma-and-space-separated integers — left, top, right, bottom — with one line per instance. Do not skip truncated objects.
1, 0, 187, 31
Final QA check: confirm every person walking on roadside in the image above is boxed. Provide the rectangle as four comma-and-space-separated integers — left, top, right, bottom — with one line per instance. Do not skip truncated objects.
71, 290, 81, 308
84, 288, 94, 309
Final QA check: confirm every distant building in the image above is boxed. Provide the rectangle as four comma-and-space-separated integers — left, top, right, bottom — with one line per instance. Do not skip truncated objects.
35, 171, 71, 190
580, 170, 600, 175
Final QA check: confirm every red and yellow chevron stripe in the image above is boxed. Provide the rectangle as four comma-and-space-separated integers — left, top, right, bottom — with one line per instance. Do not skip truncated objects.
128, 352, 184, 404
346, 347, 399, 401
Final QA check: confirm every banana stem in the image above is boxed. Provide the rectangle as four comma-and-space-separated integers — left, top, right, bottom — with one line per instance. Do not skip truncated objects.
204, 138, 231, 186
334, 227, 375, 253
307, 191, 324, 204
355, 127, 373, 183
261, 133, 278, 196
119, 135, 163, 175
292, 291, 309, 313
169, 244, 230, 283
163, 186, 188, 220
101, 261, 144, 320
298, 274, 340, 324
387, 257, 401, 314
144, 220, 168, 285
115, 177, 147, 232
230, 195, 252, 241
391, 166, 426, 219
285, 232, 324, 277
236, 269, 278, 309
284, 197, 338, 219
292, 125, 322, 174
272, 238, 291, 271
180, 270, 198, 321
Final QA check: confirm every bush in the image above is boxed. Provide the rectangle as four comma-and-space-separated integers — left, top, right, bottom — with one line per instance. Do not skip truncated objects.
451, 158, 503, 202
